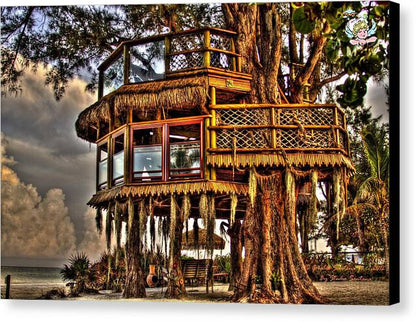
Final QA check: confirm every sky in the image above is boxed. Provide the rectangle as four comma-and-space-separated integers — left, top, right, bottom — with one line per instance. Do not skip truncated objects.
0, 4, 389, 268
1, 64, 106, 267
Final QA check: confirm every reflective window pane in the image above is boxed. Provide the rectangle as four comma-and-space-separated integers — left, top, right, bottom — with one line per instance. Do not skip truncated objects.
103, 54, 124, 96
133, 146, 162, 178
113, 133, 124, 183
170, 143, 200, 170
113, 150, 124, 180
169, 123, 201, 177
98, 160, 107, 186
129, 41, 165, 83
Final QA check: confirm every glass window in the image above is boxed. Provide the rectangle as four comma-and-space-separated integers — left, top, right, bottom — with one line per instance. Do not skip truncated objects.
129, 41, 165, 83
113, 133, 124, 185
132, 127, 163, 181
169, 123, 201, 178
98, 142, 108, 189
103, 54, 124, 96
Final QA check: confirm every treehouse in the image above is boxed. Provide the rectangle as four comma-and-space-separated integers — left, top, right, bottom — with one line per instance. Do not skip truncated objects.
75, 27, 353, 298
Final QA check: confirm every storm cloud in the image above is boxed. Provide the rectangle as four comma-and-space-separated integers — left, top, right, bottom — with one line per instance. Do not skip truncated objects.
1, 64, 105, 266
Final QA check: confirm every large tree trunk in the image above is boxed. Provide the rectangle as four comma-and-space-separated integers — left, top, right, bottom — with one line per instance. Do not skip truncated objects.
223, 3, 324, 303
165, 195, 186, 298
123, 199, 147, 298
228, 220, 242, 291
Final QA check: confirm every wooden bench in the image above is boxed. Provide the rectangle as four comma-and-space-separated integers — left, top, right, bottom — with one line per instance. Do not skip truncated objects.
181, 259, 214, 293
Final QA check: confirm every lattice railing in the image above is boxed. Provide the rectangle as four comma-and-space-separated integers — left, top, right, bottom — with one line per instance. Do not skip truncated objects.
208, 104, 349, 155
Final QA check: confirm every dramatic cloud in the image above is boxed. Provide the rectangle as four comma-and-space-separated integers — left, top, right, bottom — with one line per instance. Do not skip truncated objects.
1, 137, 106, 265
1, 64, 97, 246
76, 208, 107, 262
1, 137, 76, 260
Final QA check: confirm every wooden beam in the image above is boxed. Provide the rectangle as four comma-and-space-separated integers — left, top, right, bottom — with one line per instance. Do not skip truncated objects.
123, 45, 130, 85
203, 30, 211, 68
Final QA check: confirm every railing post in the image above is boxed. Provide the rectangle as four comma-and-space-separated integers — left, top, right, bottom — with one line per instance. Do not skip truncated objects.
203, 30, 211, 68
344, 113, 350, 156
333, 106, 340, 149
164, 36, 171, 74
98, 70, 104, 99
123, 45, 130, 85
230, 38, 237, 72
204, 117, 211, 180
271, 107, 277, 149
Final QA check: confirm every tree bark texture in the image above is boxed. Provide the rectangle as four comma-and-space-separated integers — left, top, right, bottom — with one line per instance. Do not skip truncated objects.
165, 195, 186, 298
123, 201, 147, 298
228, 220, 243, 291
223, 3, 324, 303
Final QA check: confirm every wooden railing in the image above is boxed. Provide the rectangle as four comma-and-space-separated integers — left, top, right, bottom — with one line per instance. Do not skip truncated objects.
97, 28, 241, 98
207, 104, 350, 156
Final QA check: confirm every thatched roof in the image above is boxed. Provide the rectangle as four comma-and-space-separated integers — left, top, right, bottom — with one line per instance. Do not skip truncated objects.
181, 229, 226, 250
87, 181, 248, 208
207, 153, 354, 171
76, 77, 209, 142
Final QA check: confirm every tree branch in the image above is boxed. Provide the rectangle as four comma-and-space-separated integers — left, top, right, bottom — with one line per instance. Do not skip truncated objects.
316, 71, 347, 88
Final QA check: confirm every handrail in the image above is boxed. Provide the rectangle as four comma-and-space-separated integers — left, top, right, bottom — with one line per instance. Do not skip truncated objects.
98, 27, 238, 71
207, 104, 350, 156
97, 28, 240, 99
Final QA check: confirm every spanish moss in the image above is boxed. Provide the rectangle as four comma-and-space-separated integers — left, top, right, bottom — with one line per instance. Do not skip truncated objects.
105, 203, 112, 251
95, 208, 103, 235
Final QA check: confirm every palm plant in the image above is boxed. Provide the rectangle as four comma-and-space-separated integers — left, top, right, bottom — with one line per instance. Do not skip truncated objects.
61, 252, 95, 294
344, 123, 390, 275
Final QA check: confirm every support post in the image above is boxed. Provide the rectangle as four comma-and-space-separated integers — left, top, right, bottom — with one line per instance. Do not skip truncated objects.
230, 38, 237, 72
271, 107, 277, 149
203, 30, 211, 68
123, 45, 130, 85
5, 275, 11, 299
334, 106, 340, 148
209, 86, 216, 180
164, 36, 171, 74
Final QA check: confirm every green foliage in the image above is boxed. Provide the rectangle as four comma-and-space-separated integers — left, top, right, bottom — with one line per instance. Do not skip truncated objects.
293, 7, 315, 34
336, 76, 368, 108
214, 254, 231, 274
61, 252, 96, 294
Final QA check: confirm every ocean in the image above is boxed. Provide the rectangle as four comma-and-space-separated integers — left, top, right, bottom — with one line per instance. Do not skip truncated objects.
1, 266, 66, 299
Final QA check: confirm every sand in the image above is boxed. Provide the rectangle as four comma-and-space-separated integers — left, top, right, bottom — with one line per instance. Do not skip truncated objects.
2, 281, 389, 305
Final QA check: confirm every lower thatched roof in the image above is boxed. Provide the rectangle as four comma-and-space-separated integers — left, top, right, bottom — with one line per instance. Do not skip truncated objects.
76, 77, 209, 142
182, 229, 226, 250
87, 180, 248, 208
206, 153, 354, 171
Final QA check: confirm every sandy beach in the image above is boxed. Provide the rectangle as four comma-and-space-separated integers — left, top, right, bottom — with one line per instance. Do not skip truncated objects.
2, 281, 389, 305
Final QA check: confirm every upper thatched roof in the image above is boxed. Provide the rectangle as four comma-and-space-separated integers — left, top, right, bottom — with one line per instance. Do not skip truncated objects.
76, 77, 209, 142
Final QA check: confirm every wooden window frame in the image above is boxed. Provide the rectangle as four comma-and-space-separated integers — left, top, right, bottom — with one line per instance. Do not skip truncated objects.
111, 128, 125, 186
130, 118, 204, 183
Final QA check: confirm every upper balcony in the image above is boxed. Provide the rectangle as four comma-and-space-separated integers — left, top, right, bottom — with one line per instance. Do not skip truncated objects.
97, 27, 243, 99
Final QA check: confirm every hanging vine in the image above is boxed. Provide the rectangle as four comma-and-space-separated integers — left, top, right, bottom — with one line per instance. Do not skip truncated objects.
206, 195, 216, 258
199, 193, 208, 228
105, 203, 113, 251
230, 193, 238, 226
249, 166, 257, 207
149, 196, 155, 252
95, 208, 103, 235
181, 193, 191, 243
307, 169, 318, 232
